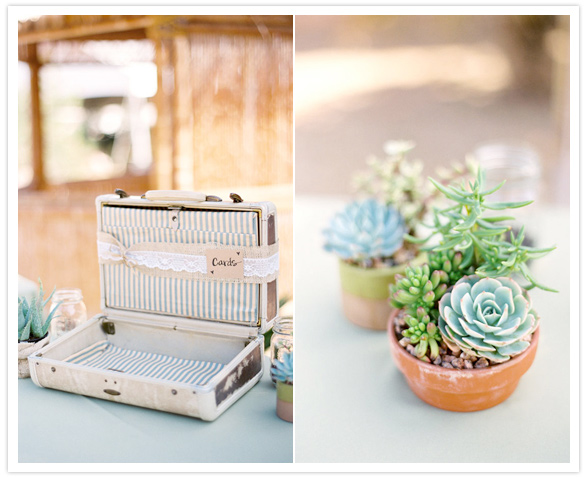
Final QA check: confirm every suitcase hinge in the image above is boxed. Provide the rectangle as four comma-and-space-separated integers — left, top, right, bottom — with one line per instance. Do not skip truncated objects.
102, 321, 116, 335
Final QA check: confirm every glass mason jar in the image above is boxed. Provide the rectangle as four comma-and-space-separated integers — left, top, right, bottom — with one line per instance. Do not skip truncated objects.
471, 142, 542, 204
49, 288, 88, 340
270, 317, 293, 384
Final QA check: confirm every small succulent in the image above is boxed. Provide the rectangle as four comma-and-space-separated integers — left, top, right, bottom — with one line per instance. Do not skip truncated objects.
402, 307, 442, 360
389, 264, 449, 316
353, 141, 476, 236
352, 141, 428, 235
270, 350, 293, 385
323, 199, 406, 267
438, 275, 539, 364
18, 280, 61, 342
427, 250, 474, 286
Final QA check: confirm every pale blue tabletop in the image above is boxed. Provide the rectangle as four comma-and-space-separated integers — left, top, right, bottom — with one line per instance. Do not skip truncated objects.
18, 356, 293, 463
295, 195, 571, 464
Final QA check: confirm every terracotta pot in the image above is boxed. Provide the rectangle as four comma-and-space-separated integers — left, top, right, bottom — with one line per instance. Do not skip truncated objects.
276, 381, 293, 422
18, 334, 49, 379
339, 253, 426, 330
388, 315, 539, 412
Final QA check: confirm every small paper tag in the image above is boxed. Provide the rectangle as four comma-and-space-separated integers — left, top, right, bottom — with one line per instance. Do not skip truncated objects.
205, 249, 244, 279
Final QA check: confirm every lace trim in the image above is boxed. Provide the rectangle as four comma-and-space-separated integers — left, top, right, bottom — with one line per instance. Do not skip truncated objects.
98, 241, 279, 278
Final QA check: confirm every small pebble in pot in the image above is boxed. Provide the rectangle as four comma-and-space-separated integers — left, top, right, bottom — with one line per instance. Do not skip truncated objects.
441, 362, 454, 369
406, 344, 416, 355
433, 356, 442, 366
399, 337, 411, 347
464, 360, 474, 369
442, 354, 454, 363
451, 358, 465, 369
475, 358, 489, 368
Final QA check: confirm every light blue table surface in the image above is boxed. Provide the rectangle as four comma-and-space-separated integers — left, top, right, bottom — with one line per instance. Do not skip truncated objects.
19, 356, 293, 463
295, 195, 572, 464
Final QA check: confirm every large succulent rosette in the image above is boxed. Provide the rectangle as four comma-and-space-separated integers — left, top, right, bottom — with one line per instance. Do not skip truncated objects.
438, 275, 539, 364
323, 199, 406, 262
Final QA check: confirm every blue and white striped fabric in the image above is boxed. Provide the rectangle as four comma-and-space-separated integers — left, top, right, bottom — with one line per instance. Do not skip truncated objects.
65, 340, 225, 386
101, 206, 260, 324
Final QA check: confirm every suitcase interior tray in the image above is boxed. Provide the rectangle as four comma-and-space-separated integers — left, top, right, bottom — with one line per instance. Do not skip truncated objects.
33, 315, 261, 392
64, 340, 225, 387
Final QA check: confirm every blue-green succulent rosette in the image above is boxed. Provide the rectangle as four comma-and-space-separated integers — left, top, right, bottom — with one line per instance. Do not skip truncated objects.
271, 350, 293, 385
438, 275, 539, 364
323, 199, 407, 266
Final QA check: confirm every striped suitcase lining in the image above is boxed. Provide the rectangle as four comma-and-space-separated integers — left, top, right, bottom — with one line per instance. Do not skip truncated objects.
65, 340, 225, 386
102, 206, 259, 235
101, 206, 260, 324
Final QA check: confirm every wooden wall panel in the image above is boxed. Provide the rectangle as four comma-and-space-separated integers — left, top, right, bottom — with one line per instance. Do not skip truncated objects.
152, 30, 293, 191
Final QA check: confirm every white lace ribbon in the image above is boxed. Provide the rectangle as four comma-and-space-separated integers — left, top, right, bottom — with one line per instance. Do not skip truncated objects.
97, 234, 279, 283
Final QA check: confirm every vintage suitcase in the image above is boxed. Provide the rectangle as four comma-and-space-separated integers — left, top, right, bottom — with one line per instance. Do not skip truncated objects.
28, 190, 279, 421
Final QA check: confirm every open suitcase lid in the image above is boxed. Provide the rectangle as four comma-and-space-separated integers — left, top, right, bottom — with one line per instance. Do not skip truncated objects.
95, 191, 279, 339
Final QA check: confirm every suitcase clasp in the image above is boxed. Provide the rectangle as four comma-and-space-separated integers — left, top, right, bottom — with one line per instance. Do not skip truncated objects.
102, 321, 116, 335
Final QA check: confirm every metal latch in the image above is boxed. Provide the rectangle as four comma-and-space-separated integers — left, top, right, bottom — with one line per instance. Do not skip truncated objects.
230, 193, 243, 203
102, 321, 116, 335
115, 189, 129, 198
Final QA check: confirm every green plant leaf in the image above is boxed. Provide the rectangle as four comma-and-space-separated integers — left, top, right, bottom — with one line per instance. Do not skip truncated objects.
19, 319, 31, 341
41, 303, 62, 336
18, 300, 26, 333
484, 200, 533, 210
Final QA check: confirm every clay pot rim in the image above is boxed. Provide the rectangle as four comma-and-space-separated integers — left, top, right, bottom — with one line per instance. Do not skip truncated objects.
387, 312, 540, 375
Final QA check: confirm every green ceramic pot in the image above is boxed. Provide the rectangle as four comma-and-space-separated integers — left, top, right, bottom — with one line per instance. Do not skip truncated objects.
338, 253, 427, 330
276, 381, 293, 422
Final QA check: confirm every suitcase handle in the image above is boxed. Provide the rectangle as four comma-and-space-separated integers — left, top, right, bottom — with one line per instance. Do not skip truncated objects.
144, 190, 208, 202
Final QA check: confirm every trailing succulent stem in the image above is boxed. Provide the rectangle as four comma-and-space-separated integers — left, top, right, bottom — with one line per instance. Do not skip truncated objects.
405, 167, 556, 292
402, 307, 442, 360
18, 279, 61, 341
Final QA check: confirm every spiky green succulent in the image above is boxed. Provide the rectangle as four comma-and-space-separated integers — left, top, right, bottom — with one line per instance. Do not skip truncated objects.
270, 350, 293, 385
427, 250, 474, 286
407, 167, 556, 291
323, 199, 406, 266
438, 275, 539, 364
402, 307, 442, 360
389, 264, 449, 316
18, 279, 61, 341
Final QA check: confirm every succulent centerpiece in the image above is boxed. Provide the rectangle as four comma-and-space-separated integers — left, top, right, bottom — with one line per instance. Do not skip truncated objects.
273, 350, 293, 423
18, 280, 61, 379
387, 166, 555, 411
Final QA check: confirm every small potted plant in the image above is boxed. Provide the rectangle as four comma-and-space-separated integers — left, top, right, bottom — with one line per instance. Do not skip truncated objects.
271, 350, 293, 422
323, 198, 424, 330
18, 280, 61, 379
388, 167, 556, 411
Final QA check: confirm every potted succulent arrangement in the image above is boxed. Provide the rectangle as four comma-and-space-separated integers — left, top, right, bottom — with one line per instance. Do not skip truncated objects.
18, 280, 61, 379
271, 350, 293, 422
323, 141, 468, 330
387, 167, 555, 411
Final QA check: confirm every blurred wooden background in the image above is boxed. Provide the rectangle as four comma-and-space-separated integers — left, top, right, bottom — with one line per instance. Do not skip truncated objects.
18, 15, 293, 315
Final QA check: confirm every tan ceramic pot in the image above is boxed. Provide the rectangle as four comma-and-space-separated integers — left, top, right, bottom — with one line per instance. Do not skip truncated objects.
339, 254, 426, 330
18, 334, 49, 379
276, 382, 293, 422
388, 315, 539, 412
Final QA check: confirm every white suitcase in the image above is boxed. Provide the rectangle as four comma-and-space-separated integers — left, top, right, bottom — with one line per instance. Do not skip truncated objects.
28, 190, 279, 421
